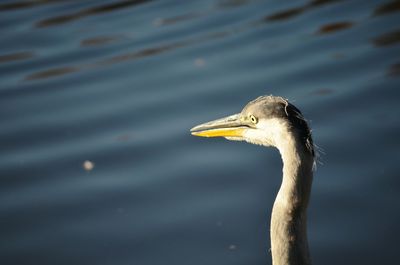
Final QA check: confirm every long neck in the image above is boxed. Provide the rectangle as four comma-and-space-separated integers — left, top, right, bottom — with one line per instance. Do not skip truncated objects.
270, 136, 314, 265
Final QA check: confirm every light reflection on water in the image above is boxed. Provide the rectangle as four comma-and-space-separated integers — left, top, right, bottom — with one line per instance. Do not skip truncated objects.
1, 0, 400, 265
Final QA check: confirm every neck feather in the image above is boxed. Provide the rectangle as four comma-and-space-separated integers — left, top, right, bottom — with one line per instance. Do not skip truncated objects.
270, 134, 314, 265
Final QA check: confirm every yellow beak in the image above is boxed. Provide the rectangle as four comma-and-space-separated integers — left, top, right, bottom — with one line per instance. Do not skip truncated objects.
190, 114, 247, 138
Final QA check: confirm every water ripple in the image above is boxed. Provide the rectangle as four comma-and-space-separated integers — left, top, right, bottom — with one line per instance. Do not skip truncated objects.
372, 29, 400, 46
0, 51, 35, 63
24, 66, 78, 81
23, 18, 254, 81
263, 0, 344, 22
373, 0, 400, 16
153, 12, 205, 27
264, 7, 305, 22
80, 35, 124, 47
35, 0, 152, 28
0, 0, 62, 11
387, 62, 400, 76
316, 21, 354, 35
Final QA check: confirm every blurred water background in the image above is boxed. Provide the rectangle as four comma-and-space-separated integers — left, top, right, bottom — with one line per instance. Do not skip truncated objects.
1, 0, 400, 264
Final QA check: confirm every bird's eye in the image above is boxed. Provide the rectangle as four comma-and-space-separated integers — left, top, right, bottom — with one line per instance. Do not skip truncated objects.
249, 115, 258, 124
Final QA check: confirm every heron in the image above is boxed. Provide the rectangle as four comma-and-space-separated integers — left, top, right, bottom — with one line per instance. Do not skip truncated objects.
190, 95, 314, 265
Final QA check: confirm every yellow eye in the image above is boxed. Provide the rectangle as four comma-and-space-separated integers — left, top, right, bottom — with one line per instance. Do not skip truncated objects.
249, 115, 258, 124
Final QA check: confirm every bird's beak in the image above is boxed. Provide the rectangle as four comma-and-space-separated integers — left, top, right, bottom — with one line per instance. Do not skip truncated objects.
190, 113, 247, 138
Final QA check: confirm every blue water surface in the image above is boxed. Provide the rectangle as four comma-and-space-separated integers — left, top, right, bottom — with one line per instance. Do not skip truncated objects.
1, 0, 400, 264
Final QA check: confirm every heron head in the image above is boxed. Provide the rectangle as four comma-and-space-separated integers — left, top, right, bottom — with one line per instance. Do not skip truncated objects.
191, 95, 314, 155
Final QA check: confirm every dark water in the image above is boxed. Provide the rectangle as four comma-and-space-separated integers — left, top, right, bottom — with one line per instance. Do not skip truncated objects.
1, 0, 400, 264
